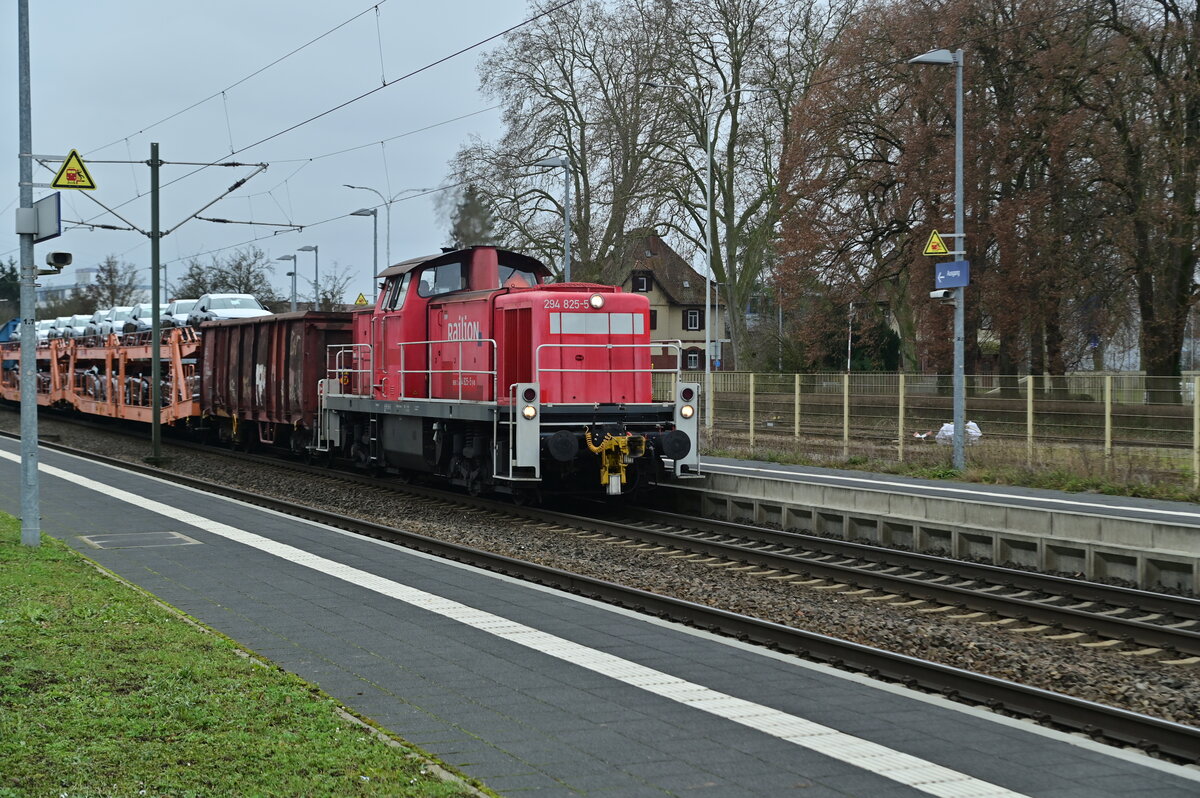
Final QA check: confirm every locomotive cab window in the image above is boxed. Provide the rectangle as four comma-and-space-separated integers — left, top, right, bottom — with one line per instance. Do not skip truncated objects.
383, 273, 412, 311
499, 264, 538, 289
417, 262, 464, 298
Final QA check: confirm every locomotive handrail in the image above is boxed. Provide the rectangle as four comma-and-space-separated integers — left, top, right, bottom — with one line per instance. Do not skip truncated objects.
534, 342, 683, 403
328, 343, 374, 396
534, 341, 682, 378
326, 339, 498, 402
397, 338, 497, 401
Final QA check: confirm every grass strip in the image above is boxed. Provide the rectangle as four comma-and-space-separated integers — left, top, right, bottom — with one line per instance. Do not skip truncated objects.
0, 515, 486, 797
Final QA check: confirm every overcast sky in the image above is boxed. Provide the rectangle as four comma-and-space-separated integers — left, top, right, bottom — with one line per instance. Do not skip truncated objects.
2, 0, 534, 306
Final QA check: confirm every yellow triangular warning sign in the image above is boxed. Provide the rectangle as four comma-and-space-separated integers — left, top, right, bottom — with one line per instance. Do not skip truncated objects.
354, 293, 369, 306
923, 230, 948, 256
51, 149, 97, 190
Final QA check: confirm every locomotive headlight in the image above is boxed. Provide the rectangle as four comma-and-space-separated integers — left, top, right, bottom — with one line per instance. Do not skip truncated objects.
679, 404, 695, 419
588, 294, 605, 309
522, 405, 538, 420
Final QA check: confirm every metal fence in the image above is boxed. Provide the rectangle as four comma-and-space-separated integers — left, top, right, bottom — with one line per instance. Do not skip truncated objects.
698, 371, 1200, 490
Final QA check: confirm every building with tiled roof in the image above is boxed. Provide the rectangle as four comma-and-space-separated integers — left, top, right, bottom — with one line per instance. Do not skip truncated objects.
603, 229, 727, 373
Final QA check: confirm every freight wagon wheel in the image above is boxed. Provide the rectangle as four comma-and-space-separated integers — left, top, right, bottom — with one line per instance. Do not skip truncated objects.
289, 430, 308, 458
232, 429, 253, 453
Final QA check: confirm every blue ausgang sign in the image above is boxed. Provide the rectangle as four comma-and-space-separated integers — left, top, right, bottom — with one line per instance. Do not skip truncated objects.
935, 260, 970, 288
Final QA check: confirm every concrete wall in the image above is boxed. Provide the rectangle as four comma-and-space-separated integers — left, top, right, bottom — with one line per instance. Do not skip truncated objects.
659, 473, 1200, 592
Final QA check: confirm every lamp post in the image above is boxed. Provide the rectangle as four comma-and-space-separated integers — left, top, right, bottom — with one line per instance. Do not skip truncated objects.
909, 48, 966, 469
344, 184, 389, 280
344, 185, 438, 276
297, 245, 318, 309
533, 156, 571, 282
276, 254, 297, 311
846, 302, 854, 373
350, 208, 379, 303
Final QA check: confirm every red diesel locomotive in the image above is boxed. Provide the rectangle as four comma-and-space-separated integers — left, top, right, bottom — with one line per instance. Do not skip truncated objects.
316, 246, 699, 497
1, 246, 700, 499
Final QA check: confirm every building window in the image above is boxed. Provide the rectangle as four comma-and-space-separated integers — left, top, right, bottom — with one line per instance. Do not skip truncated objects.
686, 350, 700, 370
685, 308, 702, 331
649, 309, 658, 330
633, 274, 650, 292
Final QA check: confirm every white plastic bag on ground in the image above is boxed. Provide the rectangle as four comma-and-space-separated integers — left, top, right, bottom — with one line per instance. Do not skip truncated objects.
935, 421, 983, 445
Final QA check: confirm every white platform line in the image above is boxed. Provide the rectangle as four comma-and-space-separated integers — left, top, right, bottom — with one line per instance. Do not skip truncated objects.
8, 451, 1029, 798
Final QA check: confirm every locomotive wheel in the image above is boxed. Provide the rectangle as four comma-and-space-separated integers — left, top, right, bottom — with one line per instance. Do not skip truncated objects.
511, 487, 540, 506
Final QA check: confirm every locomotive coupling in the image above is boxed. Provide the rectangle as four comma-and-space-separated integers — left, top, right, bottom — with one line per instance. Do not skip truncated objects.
584, 428, 647, 495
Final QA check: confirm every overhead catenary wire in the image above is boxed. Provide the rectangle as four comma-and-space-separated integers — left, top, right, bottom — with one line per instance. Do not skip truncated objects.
159, 181, 464, 267
85, 2, 391, 157
9, 0, 1089, 266
41, 2, 577, 237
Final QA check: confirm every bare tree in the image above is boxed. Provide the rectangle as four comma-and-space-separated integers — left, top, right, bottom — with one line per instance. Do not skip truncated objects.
316, 265, 356, 311
450, 0, 682, 280
78, 255, 144, 308
648, 0, 851, 366
779, 0, 1136, 387
170, 247, 279, 304
1081, 0, 1200, 400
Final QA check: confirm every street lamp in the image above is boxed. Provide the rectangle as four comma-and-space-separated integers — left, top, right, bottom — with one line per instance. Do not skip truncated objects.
350, 208, 379, 303
344, 185, 436, 278
297, 245, 318, 309
276, 255, 297, 311
644, 81, 772, 430
909, 47, 966, 469
533, 156, 572, 282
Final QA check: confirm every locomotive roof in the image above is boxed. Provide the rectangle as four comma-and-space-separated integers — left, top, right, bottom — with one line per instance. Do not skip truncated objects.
377, 247, 544, 279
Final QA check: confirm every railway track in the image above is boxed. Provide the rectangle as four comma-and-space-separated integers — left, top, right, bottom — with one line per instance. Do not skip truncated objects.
567, 507, 1200, 663
5, 425, 1199, 761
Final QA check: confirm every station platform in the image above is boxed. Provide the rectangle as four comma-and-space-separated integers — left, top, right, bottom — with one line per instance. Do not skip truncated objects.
3, 439, 1198, 797
685, 456, 1200, 593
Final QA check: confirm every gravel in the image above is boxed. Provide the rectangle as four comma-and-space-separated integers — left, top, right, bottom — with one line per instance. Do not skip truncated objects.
5, 410, 1199, 734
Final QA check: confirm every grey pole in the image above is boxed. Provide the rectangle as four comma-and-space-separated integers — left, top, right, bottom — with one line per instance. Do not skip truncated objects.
276, 254, 297, 311
351, 208, 379, 302
148, 143, 163, 464
704, 111, 714, 432
563, 165, 572, 283
344, 184, 391, 276
371, 210, 378, 301
846, 302, 854, 373
533, 157, 571, 281
952, 49, 965, 470
298, 245, 318, 308
17, 0, 40, 546
909, 48, 967, 470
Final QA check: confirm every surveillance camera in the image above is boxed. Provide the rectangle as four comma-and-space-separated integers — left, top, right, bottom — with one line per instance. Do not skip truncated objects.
929, 289, 954, 300
37, 251, 72, 275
